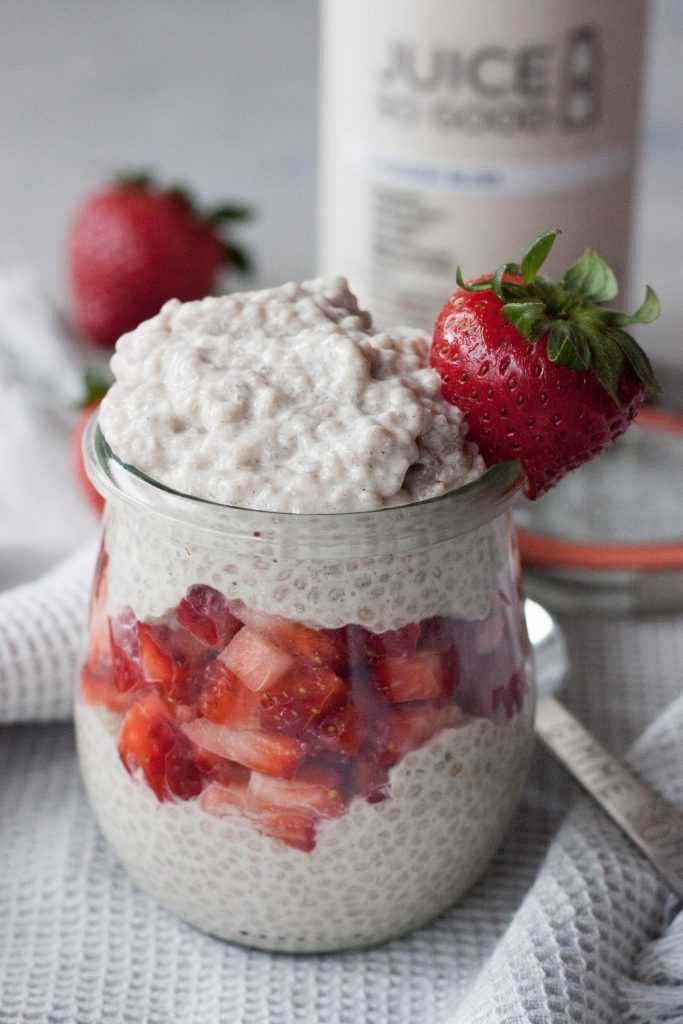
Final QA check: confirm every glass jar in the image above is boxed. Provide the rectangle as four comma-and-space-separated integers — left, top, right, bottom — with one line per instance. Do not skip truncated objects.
75, 417, 535, 953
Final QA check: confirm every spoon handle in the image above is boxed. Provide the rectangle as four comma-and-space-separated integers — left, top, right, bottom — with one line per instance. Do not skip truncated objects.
535, 696, 683, 900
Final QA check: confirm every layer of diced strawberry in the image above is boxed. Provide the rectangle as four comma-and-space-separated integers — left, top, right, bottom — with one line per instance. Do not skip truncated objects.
200, 781, 316, 852
181, 717, 306, 778
84, 556, 527, 853
176, 585, 242, 648
219, 627, 294, 692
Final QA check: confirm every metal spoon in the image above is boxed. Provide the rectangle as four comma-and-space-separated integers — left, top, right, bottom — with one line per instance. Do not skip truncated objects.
526, 599, 683, 900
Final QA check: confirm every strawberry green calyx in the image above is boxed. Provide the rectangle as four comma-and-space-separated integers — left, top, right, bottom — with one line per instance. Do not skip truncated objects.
113, 170, 254, 273
77, 371, 111, 410
454, 229, 661, 405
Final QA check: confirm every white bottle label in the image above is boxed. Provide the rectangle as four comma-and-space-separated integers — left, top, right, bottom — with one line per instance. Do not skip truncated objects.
318, 0, 648, 328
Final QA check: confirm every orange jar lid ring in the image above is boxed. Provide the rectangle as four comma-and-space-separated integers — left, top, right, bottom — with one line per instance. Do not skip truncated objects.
517, 406, 683, 572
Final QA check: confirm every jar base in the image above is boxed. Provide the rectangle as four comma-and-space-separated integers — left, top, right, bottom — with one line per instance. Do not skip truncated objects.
75, 700, 533, 954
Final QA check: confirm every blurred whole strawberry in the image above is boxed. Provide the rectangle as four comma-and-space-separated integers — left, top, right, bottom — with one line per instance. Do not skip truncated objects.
68, 173, 252, 346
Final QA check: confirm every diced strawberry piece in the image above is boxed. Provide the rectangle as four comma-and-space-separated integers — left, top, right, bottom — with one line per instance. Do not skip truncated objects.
365, 622, 421, 659
354, 754, 390, 804
231, 602, 344, 671
81, 570, 145, 712
219, 627, 294, 692
118, 694, 208, 801
81, 664, 139, 714
138, 622, 184, 689
324, 621, 423, 677
181, 718, 305, 778
200, 781, 316, 851
257, 664, 346, 736
324, 622, 422, 674
117, 694, 174, 798
372, 647, 459, 703
303, 697, 362, 756
164, 736, 210, 801
199, 660, 263, 726
418, 615, 461, 652
109, 608, 145, 693
248, 765, 346, 819
269, 619, 344, 671
204, 755, 250, 788
176, 584, 241, 648
259, 809, 316, 851
378, 702, 467, 767
167, 621, 216, 667
137, 621, 207, 705
200, 779, 252, 817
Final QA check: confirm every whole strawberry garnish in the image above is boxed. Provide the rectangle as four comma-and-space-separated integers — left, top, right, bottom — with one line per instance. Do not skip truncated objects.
68, 172, 252, 346
431, 230, 660, 498
70, 373, 111, 514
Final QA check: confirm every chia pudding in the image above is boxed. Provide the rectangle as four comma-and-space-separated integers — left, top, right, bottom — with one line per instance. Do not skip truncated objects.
76, 277, 534, 952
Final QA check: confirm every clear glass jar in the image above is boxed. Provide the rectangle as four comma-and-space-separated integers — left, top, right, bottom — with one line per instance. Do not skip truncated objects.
75, 417, 535, 953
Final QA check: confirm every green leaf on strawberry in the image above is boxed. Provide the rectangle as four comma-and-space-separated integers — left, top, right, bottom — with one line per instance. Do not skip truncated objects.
607, 285, 661, 327
563, 249, 619, 303
77, 370, 111, 410
521, 228, 559, 284
208, 204, 253, 224
546, 321, 590, 370
498, 301, 546, 341
433, 230, 661, 498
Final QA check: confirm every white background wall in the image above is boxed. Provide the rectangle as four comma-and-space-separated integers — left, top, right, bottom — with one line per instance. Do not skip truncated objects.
0, 0, 680, 370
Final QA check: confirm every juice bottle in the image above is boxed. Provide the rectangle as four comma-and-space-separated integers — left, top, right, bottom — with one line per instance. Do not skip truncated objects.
318, 0, 649, 328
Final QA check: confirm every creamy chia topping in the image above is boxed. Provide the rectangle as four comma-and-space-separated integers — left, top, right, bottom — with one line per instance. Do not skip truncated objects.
99, 277, 484, 513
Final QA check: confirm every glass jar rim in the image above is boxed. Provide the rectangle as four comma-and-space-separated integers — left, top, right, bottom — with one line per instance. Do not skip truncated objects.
84, 413, 524, 552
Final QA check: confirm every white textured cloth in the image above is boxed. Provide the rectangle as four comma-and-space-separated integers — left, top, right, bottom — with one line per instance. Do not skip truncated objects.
0, 540, 97, 722
1, 270, 682, 1022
